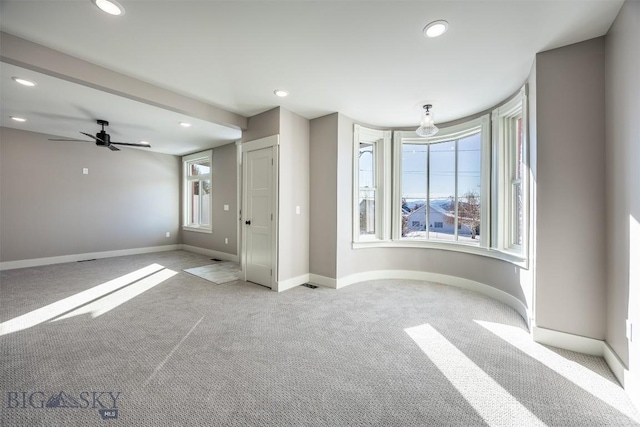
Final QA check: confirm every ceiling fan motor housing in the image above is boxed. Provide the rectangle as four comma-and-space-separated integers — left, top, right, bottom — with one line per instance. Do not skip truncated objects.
96, 130, 110, 146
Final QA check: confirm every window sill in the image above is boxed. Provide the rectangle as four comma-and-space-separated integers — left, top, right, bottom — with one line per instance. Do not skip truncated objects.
182, 226, 212, 234
352, 239, 528, 268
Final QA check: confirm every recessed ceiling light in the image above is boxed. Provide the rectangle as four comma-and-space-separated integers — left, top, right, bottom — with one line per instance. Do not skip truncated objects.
274, 89, 289, 97
12, 77, 37, 87
424, 20, 449, 38
10, 116, 27, 122
91, 0, 125, 16
179, 122, 192, 128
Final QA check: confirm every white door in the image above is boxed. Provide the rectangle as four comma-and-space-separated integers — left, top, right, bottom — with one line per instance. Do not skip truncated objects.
243, 146, 275, 288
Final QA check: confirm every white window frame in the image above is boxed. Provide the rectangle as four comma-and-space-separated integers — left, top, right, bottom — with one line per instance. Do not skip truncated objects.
391, 116, 491, 251
491, 86, 528, 259
182, 150, 213, 233
353, 125, 391, 243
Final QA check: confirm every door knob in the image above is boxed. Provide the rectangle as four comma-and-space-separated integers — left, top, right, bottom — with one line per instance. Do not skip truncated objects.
245, 220, 251, 225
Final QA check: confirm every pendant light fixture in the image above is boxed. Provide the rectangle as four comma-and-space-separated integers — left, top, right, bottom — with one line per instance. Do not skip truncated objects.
416, 104, 439, 137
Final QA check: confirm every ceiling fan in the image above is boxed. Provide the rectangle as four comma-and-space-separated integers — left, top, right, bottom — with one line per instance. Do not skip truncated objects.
49, 119, 151, 151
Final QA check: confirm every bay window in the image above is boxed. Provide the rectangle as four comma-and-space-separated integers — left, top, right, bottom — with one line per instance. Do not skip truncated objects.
352, 85, 528, 264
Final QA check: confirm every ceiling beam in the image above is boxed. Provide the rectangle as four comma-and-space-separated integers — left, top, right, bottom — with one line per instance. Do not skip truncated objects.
0, 31, 248, 131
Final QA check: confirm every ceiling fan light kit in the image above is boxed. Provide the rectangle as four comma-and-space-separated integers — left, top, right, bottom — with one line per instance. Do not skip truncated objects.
48, 119, 151, 152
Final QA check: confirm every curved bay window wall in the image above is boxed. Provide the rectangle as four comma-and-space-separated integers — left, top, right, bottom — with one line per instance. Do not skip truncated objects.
353, 86, 528, 264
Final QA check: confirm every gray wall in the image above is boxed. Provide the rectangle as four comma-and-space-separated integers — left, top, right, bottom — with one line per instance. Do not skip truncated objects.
605, 0, 640, 368
241, 108, 280, 144
0, 126, 180, 262
278, 109, 310, 281
527, 59, 539, 324
181, 142, 239, 256
309, 113, 338, 278
535, 38, 607, 339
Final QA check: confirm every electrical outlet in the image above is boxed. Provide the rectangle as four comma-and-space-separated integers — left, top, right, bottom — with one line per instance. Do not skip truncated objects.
82, 168, 89, 175
225, 238, 229, 244
296, 206, 301, 214
224, 204, 229, 211
165, 232, 170, 238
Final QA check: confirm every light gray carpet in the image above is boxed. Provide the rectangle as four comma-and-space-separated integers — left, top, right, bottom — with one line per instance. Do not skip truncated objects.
184, 261, 241, 284
1, 250, 639, 426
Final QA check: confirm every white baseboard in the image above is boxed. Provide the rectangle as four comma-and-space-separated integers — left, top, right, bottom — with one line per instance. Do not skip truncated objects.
603, 341, 627, 386
532, 326, 604, 356
276, 274, 310, 292
0, 245, 181, 271
533, 326, 640, 412
180, 245, 239, 263
308, 274, 337, 289
335, 269, 531, 327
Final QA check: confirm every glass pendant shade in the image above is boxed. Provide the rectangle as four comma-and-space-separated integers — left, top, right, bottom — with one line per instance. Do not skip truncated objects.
416, 106, 438, 137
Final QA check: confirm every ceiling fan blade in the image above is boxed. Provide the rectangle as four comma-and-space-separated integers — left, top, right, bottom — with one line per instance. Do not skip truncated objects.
80, 132, 106, 143
111, 142, 152, 148
48, 138, 92, 142
108, 145, 120, 151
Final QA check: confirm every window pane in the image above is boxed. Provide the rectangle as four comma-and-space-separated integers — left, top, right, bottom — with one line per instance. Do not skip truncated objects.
359, 189, 375, 236
514, 183, 523, 246
510, 117, 525, 246
201, 179, 211, 226
457, 133, 482, 245
513, 117, 524, 246
429, 140, 456, 241
359, 142, 375, 188
401, 144, 427, 239
190, 181, 200, 224
189, 161, 211, 177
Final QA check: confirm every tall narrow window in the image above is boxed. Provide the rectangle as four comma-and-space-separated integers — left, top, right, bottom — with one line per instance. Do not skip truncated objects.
183, 150, 212, 233
510, 116, 524, 247
492, 86, 527, 256
359, 141, 376, 236
353, 125, 391, 242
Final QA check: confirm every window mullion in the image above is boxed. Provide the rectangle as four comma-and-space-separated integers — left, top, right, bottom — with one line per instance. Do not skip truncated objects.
426, 143, 430, 241
454, 139, 459, 241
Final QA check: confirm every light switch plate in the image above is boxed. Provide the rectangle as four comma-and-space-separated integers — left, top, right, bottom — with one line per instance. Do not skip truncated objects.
224, 205, 229, 211
82, 168, 89, 175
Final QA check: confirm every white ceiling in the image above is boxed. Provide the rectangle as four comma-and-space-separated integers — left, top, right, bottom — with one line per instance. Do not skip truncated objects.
0, 62, 241, 155
0, 0, 624, 154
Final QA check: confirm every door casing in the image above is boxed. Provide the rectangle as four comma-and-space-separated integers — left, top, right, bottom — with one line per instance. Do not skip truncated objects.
241, 135, 279, 289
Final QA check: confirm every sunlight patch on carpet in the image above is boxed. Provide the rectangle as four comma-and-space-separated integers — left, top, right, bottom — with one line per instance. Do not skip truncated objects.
475, 320, 640, 423
405, 323, 546, 427
0, 264, 174, 336
184, 262, 241, 285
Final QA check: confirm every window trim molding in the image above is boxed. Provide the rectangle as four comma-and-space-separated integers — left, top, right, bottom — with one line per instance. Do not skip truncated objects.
353, 125, 391, 242
392, 115, 490, 246
491, 86, 528, 260
182, 149, 213, 234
